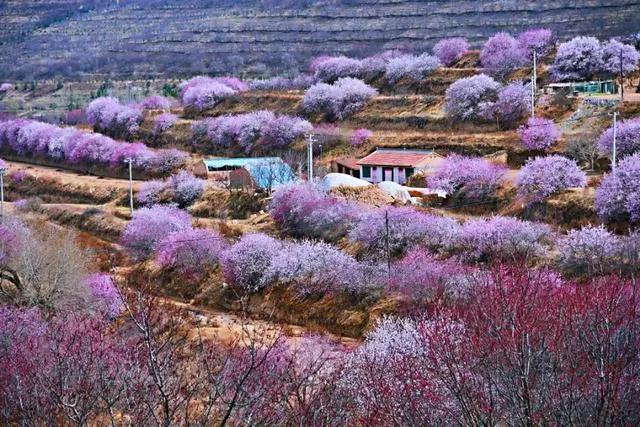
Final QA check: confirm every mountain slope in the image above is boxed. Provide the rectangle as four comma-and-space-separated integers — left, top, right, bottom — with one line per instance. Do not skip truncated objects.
1, 0, 639, 79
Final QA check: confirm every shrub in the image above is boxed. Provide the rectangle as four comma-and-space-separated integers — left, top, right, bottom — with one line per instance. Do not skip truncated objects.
428, 155, 506, 201
0, 216, 30, 265
444, 74, 501, 121
597, 117, 640, 159
517, 155, 586, 200
314, 56, 363, 82
349, 207, 460, 257
480, 32, 527, 79
595, 153, 640, 222
153, 112, 178, 135
388, 248, 472, 301
120, 205, 193, 260
140, 95, 171, 111
456, 216, 552, 262
517, 116, 561, 151
263, 240, 377, 296
350, 128, 372, 147
557, 225, 621, 276
385, 53, 441, 83
269, 182, 362, 242
249, 75, 317, 91
517, 28, 554, 58
550, 36, 604, 81
62, 109, 86, 125
85, 273, 124, 318
138, 171, 205, 208
303, 78, 377, 120
86, 97, 142, 138
601, 39, 640, 76
220, 233, 283, 293
155, 228, 226, 279
0, 82, 14, 92
433, 38, 469, 66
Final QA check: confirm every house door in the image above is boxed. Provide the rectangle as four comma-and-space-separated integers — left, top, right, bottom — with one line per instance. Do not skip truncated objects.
383, 167, 393, 182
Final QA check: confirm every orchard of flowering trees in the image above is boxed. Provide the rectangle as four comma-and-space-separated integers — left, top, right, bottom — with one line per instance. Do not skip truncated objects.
191, 111, 312, 154
0, 117, 187, 177
138, 170, 205, 208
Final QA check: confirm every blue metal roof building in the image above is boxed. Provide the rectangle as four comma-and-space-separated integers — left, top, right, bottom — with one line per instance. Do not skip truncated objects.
203, 157, 297, 190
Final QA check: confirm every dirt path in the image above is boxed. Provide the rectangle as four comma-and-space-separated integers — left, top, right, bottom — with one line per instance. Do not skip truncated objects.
6, 160, 140, 190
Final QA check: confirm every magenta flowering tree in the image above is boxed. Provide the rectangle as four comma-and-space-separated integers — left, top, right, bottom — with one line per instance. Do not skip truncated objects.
349, 207, 460, 256
155, 228, 226, 280
120, 205, 193, 260
140, 95, 172, 111
444, 74, 501, 121
428, 155, 506, 201
517, 155, 587, 200
269, 182, 362, 242
85, 273, 124, 318
595, 153, 640, 222
314, 56, 363, 82
517, 28, 554, 58
433, 38, 469, 66
518, 117, 561, 151
456, 216, 552, 262
550, 36, 604, 81
86, 97, 142, 139
601, 39, 640, 76
303, 78, 377, 121
153, 112, 178, 135
480, 32, 527, 79
557, 225, 622, 276
597, 117, 640, 159
350, 128, 372, 147
220, 233, 283, 293
385, 53, 441, 83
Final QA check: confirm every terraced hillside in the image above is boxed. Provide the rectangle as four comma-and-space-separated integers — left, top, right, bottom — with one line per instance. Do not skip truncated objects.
1, 0, 639, 79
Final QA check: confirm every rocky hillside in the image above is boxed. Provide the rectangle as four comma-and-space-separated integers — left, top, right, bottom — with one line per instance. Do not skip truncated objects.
1, 0, 639, 79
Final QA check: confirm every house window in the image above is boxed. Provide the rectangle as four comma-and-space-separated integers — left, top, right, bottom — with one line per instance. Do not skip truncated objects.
405, 167, 415, 178
362, 166, 371, 178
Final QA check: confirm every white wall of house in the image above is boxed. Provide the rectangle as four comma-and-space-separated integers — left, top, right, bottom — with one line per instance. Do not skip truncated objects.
360, 165, 412, 184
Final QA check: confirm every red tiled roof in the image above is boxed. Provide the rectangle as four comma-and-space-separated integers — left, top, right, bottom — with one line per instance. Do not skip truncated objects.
334, 156, 360, 170
357, 150, 438, 167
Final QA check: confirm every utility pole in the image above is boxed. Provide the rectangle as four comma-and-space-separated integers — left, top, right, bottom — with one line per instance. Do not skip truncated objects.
609, 112, 618, 170
385, 209, 391, 278
619, 50, 625, 102
531, 49, 537, 118
307, 133, 316, 182
0, 165, 5, 222
125, 158, 134, 217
